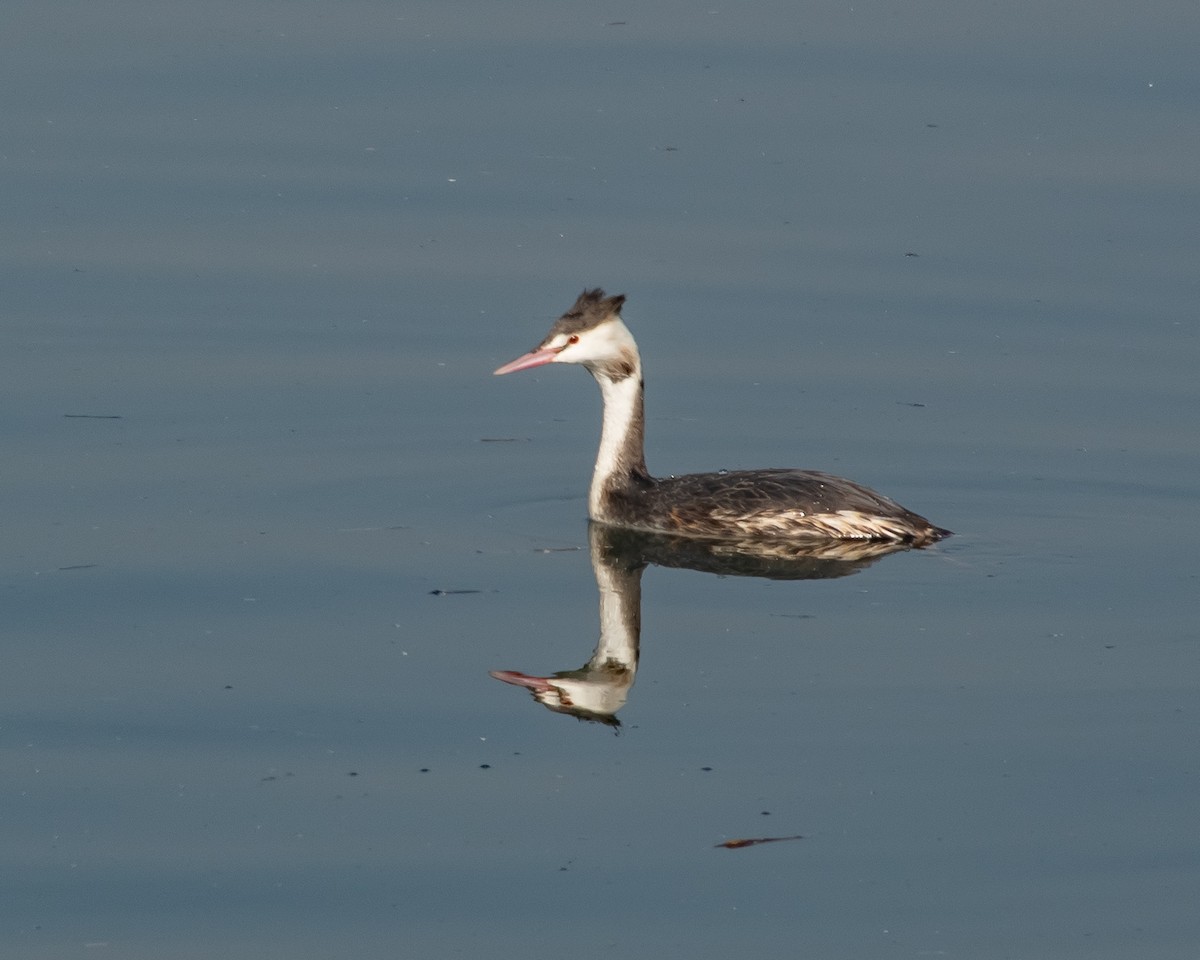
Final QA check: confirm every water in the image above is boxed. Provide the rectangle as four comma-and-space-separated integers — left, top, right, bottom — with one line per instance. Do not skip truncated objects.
4, 1, 1198, 957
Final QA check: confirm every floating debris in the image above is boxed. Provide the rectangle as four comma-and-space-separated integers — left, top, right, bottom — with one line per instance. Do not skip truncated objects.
715, 834, 805, 850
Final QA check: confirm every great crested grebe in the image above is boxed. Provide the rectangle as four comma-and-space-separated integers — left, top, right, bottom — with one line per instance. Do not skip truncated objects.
494, 289, 951, 545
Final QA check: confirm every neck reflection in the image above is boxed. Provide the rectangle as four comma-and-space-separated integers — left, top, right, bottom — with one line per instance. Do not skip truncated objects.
491, 524, 916, 727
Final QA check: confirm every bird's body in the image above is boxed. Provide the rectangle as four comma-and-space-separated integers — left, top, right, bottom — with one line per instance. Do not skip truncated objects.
598, 468, 945, 542
494, 289, 950, 546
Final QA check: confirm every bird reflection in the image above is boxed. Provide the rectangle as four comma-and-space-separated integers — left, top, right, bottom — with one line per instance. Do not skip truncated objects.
491, 523, 916, 726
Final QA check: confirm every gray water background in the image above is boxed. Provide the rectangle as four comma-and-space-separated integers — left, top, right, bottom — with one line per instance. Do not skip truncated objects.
4, 1, 1198, 957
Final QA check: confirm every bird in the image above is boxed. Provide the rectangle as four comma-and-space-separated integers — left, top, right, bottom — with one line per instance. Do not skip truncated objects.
493, 288, 951, 546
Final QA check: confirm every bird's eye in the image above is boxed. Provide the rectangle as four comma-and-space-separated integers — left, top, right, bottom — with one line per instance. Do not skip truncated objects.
567, 335, 580, 345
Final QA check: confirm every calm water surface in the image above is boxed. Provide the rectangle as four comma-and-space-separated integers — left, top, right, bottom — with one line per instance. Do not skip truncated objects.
5, 1, 1198, 958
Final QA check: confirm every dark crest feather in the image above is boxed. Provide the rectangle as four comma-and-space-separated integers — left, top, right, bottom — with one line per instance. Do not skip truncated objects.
575, 288, 625, 314
548, 288, 627, 338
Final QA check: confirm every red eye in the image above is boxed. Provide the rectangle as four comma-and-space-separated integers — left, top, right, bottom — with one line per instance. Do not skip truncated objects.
567, 335, 580, 345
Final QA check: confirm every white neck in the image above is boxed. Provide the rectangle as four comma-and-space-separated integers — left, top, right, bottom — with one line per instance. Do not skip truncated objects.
588, 367, 646, 520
